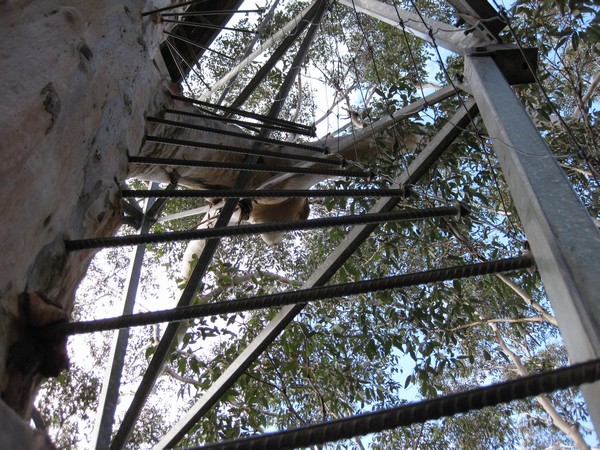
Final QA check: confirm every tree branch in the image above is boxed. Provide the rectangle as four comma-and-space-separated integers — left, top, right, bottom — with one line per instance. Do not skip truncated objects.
572, 71, 600, 119
163, 365, 201, 387
261, 352, 308, 426
434, 316, 547, 333
198, 270, 300, 303
559, 162, 593, 178
494, 273, 558, 326
490, 323, 590, 450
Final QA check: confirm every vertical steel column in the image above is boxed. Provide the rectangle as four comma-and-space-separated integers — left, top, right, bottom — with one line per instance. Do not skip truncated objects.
465, 55, 600, 431
92, 183, 158, 449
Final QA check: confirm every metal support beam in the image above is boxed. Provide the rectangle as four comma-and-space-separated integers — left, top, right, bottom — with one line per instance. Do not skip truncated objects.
215, 0, 282, 106
227, 1, 321, 111
445, 0, 505, 42
92, 183, 159, 450
465, 55, 600, 431
337, 0, 483, 55
155, 100, 479, 448
200, 1, 318, 100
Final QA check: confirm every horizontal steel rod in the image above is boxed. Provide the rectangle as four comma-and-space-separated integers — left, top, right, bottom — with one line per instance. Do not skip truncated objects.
164, 31, 234, 61
65, 205, 462, 251
40, 254, 531, 337
128, 156, 369, 177
121, 188, 411, 199
191, 357, 600, 450
147, 116, 325, 152
161, 9, 263, 17
144, 135, 337, 165
164, 108, 316, 136
164, 39, 207, 90
141, 0, 210, 16
170, 94, 316, 133
160, 19, 256, 34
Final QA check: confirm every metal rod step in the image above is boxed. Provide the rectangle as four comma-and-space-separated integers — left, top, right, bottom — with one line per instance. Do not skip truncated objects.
41, 253, 531, 336
65, 204, 464, 251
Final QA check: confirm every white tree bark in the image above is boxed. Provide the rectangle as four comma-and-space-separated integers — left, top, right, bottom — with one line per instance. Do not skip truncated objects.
0, 0, 170, 438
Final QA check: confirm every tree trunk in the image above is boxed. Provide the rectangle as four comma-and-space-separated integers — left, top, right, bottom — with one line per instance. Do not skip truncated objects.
0, 0, 170, 442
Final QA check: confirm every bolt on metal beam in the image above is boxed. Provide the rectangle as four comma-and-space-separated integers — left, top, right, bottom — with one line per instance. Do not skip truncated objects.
446, 0, 505, 42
